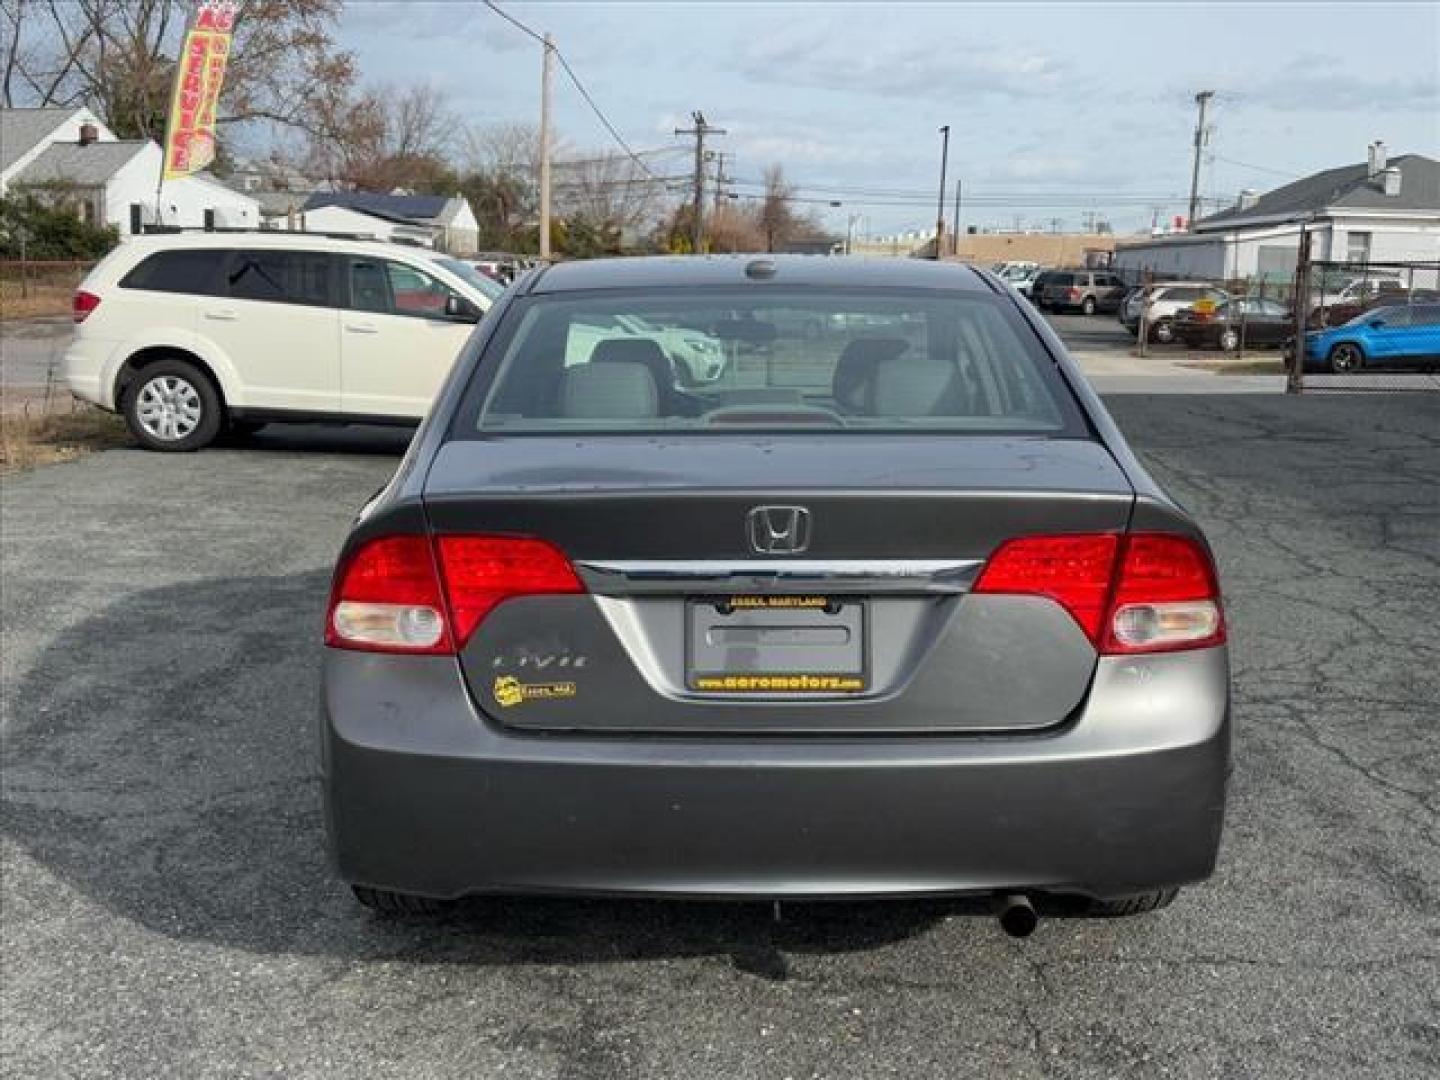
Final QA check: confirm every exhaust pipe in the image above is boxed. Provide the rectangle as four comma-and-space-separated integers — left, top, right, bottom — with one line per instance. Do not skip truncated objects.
995, 893, 1039, 938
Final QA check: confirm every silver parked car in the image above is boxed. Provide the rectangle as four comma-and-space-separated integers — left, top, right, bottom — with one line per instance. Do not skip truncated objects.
1038, 269, 1129, 314
1120, 282, 1230, 344
322, 256, 1230, 935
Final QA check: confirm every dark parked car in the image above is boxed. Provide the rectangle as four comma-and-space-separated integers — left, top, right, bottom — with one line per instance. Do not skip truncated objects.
1027, 269, 1065, 308
1038, 269, 1128, 315
322, 256, 1230, 934
1175, 297, 1293, 350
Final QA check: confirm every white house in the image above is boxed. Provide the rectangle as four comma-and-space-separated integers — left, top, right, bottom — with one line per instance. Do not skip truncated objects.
299, 191, 480, 254
293, 203, 438, 247
1114, 144, 1440, 284
1, 106, 258, 235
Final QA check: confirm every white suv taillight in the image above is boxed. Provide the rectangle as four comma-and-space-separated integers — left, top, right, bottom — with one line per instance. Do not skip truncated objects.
325, 534, 583, 655
973, 532, 1224, 655
73, 290, 101, 323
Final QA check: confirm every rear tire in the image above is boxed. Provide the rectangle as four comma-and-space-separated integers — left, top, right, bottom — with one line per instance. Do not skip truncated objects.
1151, 318, 1175, 345
1085, 888, 1179, 917
351, 884, 454, 915
121, 358, 222, 452
1081, 296, 1097, 316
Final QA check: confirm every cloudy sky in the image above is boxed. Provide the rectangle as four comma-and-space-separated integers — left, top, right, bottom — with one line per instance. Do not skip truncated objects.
338, 0, 1439, 235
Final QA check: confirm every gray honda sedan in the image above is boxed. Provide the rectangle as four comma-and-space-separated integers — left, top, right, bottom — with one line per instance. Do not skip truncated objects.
321, 256, 1229, 934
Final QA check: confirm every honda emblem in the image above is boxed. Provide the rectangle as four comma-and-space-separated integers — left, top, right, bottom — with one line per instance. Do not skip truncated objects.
747, 505, 812, 554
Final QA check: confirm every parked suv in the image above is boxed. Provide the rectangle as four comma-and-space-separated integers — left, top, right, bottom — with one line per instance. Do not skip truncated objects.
1120, 282, 1230, 344
64, 232, 502, 451
1307, 276, 1409, 328
1038, 270, 1128, 315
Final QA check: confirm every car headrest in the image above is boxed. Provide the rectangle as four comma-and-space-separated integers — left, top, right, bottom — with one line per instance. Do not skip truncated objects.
559, 361, 658, 419
867, 356, 961, 417
833, 338, 909, 412
591, 337, 672, 378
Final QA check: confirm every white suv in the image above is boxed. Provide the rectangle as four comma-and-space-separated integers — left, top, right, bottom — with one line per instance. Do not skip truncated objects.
1119, 282, 1229, 344
64, 232, 503, 450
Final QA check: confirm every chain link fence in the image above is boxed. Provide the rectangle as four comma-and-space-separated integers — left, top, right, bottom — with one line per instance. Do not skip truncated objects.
1288, 257, 1440, 392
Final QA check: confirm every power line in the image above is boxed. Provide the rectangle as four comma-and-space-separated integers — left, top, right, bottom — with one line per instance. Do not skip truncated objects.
1208, 154, 1301, 180
480, 1, 658, 180
730, 177, 1213, 202
727, 186, 1205, 210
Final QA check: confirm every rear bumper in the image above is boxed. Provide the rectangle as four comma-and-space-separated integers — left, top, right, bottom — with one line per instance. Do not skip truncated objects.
62, 334, 119, 409
322, 648, 1230, 901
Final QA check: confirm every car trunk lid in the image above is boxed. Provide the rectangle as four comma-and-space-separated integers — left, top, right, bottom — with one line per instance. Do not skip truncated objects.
424, 435, 1135, 735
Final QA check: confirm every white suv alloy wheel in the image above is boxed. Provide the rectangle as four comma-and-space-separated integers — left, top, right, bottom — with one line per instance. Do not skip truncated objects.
135, 375, 203, 442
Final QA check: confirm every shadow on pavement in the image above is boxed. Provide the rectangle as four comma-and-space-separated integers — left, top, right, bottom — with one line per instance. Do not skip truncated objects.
4, 571, 960, 975
233, 422, 417, 456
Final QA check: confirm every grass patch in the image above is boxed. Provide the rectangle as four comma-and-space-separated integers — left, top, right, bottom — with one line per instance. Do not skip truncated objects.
1, 405, 129, 473
0, 281, 74, 320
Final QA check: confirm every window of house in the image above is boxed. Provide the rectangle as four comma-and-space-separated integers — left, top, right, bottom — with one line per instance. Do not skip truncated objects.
1346, 232, 1372, 265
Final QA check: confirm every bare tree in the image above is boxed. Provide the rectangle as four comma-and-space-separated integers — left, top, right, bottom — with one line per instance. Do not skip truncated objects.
555, 150, 660, 237
1, 0, 352, 139
1, 0, 27, 107
458, 120, 545, 176
708, 202, 765, 253
306, 82, 456, 193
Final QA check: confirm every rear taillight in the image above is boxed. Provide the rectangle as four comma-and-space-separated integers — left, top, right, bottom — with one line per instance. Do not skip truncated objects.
325, 534, 583, 655
971, 534, 1118, 641
1101, 533, 1224, 654
435, 536, 583, 645
1067, 287, 1081, 300
73, 290, 101, 323
973, 532, 1223, 655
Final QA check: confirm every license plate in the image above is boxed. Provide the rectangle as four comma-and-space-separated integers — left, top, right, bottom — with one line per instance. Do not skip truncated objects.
686, 596, 867, 694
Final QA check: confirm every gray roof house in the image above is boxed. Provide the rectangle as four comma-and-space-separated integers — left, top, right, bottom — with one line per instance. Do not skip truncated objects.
1, 105, 258, 234
1197, 152, 1438, 230
11, 139, 153, 187
302, 191, 481, 255
1115, 144, 1440, 283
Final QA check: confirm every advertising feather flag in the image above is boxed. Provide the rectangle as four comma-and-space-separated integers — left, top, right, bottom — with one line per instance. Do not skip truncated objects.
161, 1, 238, 180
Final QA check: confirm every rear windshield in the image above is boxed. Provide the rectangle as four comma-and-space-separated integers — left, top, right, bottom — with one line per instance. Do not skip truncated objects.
466, 287, 1083, 435
1047, 273, 1076, 286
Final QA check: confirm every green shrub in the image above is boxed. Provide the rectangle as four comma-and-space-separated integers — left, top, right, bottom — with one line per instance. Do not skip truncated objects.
0, 196, 120, 260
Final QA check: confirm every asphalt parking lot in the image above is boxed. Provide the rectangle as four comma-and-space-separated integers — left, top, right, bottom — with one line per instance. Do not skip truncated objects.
3, 394, 1438, 1079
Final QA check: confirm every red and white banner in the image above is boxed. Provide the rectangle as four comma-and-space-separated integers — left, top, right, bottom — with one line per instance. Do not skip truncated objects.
161, 1, 238, 180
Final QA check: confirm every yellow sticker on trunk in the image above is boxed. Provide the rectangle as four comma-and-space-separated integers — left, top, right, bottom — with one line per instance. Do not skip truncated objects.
493, 675, 577, 707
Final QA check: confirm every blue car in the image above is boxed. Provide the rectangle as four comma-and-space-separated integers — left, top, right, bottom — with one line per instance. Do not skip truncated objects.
1303, 303, 1440, 372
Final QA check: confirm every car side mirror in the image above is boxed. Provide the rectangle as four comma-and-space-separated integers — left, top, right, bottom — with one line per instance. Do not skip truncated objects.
446, 294, 482, 324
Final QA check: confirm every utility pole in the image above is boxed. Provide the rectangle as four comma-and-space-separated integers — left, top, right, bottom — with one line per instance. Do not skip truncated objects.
712, 152, 731, 216
1289, 224, 1312, 395
951, 178, 962, 256
934, 125, 950, 260
675, 111, 724, 254
1187, 90, 1213, 231
846, 212, 865, 256
538, 32, 554, 260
